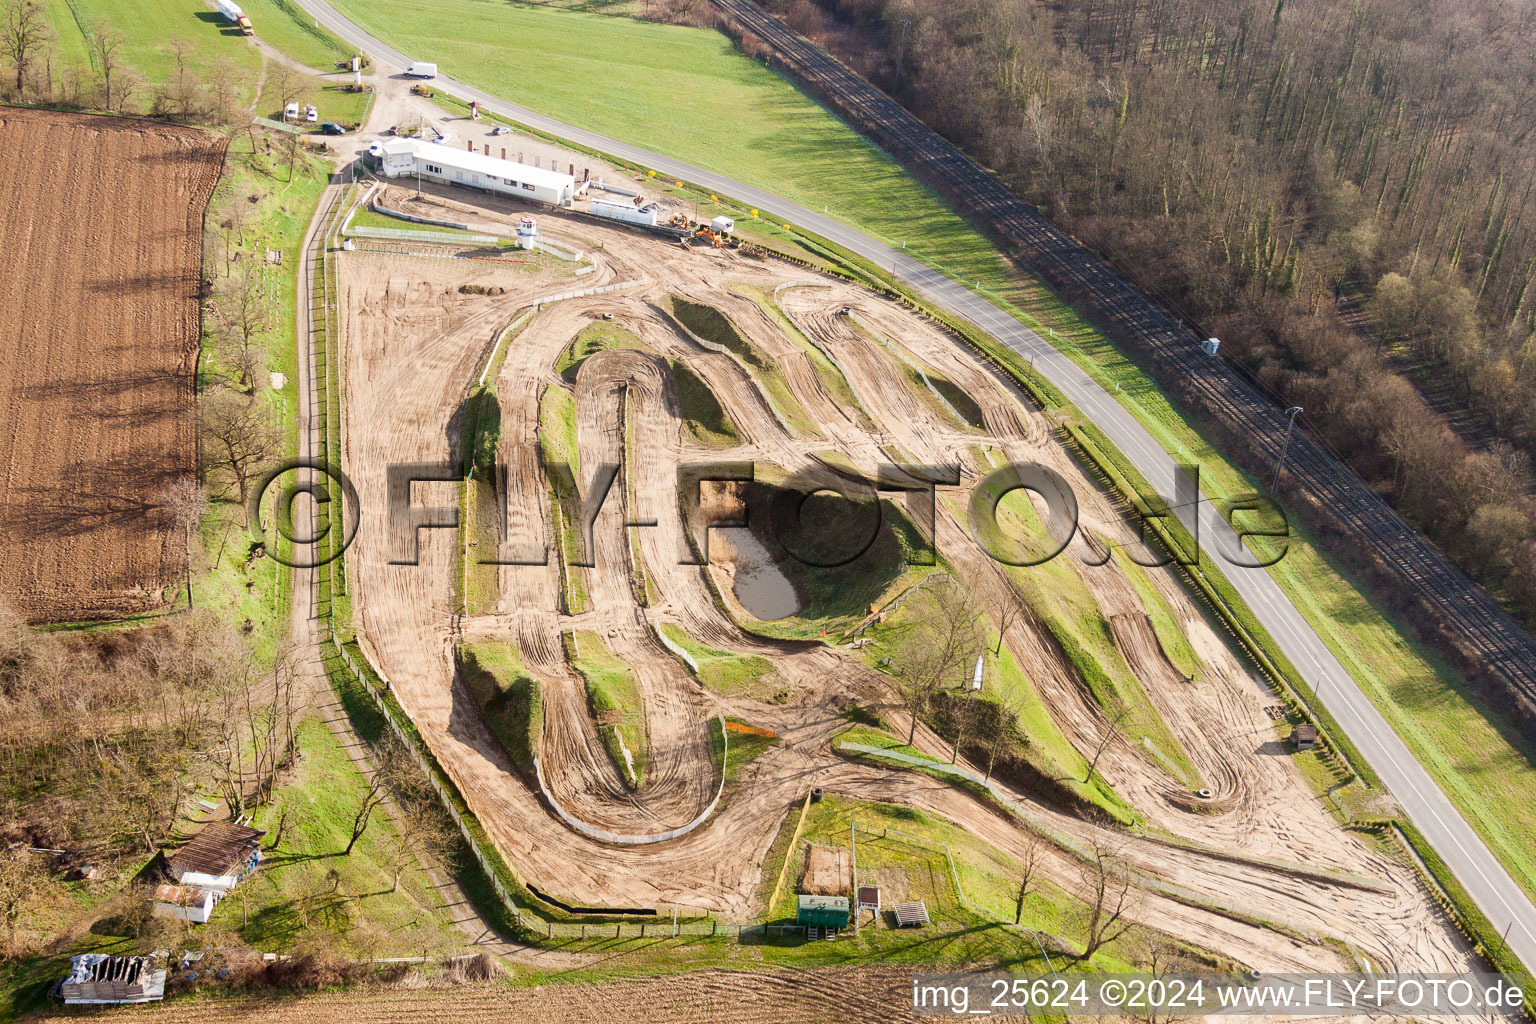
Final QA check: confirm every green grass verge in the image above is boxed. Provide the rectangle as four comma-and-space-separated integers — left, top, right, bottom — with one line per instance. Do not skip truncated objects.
659, 622, 773, 695
537, 383, 588, 614
668, 295, 817, 436
962, 478, 1203, 792
567, 630, 648, 789
457, 642, 543, 772
711, 718, 780, 784
240, 717, 463, 955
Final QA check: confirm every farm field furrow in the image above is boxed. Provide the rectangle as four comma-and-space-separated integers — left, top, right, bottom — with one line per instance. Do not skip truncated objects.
0, 107, 224, 622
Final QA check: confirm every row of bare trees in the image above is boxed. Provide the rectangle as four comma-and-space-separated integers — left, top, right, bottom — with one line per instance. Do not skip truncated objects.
1, 0, 252, 121
755, 0, 1536, 635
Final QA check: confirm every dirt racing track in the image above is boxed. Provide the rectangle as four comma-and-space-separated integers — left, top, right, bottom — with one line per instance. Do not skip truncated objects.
337, 191, 1475, 979
0, 108, 224, 622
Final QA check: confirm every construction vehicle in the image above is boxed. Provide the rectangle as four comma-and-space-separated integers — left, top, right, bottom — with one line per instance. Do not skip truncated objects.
694, 225, 729, 248
666, 212, 692, 230
410, 83, 434, 98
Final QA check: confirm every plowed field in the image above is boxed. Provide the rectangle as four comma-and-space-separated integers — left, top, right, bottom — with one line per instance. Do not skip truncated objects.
0, 108, 224, 622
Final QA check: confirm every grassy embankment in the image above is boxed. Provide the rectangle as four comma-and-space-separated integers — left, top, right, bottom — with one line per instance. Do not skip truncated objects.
732, 283, 876, 431
658, 622, 774, 696
536, 382, 588, 614
325, 0, 1536, 910
668, 295, 817, 437
966, 469, 1205, 791
457, 642, 543, 772
566, 630, 648, 789
730, 462, 938, 641
757, 794, 1146, 969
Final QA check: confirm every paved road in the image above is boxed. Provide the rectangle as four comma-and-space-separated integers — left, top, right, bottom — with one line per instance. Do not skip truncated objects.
294, 0, 1536, 971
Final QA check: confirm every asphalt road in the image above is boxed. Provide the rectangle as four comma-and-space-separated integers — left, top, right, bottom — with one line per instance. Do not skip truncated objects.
294, 0, 1536, 971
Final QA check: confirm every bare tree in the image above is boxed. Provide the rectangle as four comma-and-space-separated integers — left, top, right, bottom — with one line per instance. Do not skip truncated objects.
87, 17, 125, 110
268, 61, 299, 119
199, 387, 278, 512
0, 853, 51, 953
884, 575, 983, 745
989, 581, 1024, 655
345, 771, 389, 856
1129, 936, 1195, 1024
1014, 831, 1041, 924
159, 476, 207, 610
214, 257, 267, 387
1082, 707, 1127, 783
1080, 840, 1136, 959
1, 0, 52, 96
976, 690, 1026, 782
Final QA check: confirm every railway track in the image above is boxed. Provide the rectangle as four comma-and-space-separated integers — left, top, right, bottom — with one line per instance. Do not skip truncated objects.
712, 0, 1536, 716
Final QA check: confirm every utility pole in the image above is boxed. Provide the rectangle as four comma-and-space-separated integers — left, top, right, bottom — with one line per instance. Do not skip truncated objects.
894, 18, 913, 84
1271, 406, 1303, 490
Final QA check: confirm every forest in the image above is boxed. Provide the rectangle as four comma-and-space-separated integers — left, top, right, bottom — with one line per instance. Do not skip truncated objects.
755, 0, 1536, 630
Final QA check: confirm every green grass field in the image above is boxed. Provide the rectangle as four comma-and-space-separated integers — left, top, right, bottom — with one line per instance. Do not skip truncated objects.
757, 794, 1141, 967
240, 718, 464, 956
45, 0, 262, 99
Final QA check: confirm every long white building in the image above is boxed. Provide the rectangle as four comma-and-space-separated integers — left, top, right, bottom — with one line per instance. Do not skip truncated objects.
378, 138, 577, 207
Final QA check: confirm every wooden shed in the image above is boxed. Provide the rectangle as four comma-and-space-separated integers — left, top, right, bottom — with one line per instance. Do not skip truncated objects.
167, 820, 265, 894
1291, 723, 1318, 750
59, 954, 165, 1005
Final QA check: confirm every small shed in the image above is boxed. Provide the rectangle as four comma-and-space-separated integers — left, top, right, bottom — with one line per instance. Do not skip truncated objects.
152, 883, 216, 924
167, 821, 264, 894
1291, 723, 1318, 750
59, 954, 165, 1005
893, 900, 930, 927
796, 894, 850, 929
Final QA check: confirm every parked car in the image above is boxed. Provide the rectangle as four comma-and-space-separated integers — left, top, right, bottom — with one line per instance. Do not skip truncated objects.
321, 122, 346, 136
491, 125, 510, 136
305, 105, 319, 123
283, 101, 299, 121
367, 141, 383, 157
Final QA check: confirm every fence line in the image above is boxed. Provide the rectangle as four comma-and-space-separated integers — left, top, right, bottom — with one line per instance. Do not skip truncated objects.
345, 224, 500, 245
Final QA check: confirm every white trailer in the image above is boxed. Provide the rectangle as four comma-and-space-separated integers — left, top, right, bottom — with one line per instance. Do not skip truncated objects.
710, 215, 735, 235
404, 61, 437, 78
216, 0, 253, 34
591, 199, 658, 228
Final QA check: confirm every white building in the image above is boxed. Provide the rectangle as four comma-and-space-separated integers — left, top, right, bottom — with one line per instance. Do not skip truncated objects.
151, 883, 216, 924
378, 138, 577, 207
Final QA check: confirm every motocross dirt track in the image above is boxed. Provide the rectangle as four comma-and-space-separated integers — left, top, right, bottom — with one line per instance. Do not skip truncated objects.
339, 186, 1475, 986
0, 108, 223, 623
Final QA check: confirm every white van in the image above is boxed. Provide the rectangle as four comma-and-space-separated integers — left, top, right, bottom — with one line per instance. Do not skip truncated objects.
283, 101, 299, 121
404, 61, 437, 78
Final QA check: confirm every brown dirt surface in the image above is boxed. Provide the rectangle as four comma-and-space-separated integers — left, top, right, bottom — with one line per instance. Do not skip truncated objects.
336, 196, 1477, 984
0, 107, 224, 622
24, 968, 950, 1023
801, 843, 852, 895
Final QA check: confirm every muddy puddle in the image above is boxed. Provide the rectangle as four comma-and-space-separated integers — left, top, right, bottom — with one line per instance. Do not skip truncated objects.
712, 527, 800, 620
